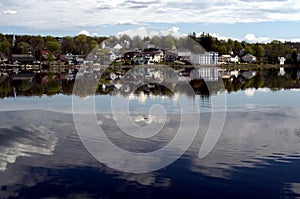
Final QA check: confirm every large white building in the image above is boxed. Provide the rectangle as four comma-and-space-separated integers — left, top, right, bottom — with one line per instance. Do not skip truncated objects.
190, 52, 218, 65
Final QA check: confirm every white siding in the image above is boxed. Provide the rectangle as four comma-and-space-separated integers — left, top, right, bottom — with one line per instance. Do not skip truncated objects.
190, 52, 218, 65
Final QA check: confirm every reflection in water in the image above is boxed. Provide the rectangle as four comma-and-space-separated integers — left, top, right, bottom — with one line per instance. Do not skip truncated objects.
1, 107, 300, 198
2, 67, 300, 102
0, 125, 57, 172
2, 66, 300, 198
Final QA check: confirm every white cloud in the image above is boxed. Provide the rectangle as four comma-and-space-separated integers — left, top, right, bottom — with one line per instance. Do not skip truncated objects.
78, 30, 90, 36
243, 33, 300, 43
209, 33, 240, 41
245, 89, 255, 97
116, 27, 300, 44
117, 27, 183, 38
2, 10, 18, 15
1, 0, 300, 31
116, 20, 140, 25
244, 33, 271, 43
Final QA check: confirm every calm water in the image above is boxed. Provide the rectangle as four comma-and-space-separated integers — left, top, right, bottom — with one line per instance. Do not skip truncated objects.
1, 67, 300, 198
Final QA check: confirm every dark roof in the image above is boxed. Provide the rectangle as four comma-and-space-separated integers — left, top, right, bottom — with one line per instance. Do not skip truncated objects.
11, 54, 35, 63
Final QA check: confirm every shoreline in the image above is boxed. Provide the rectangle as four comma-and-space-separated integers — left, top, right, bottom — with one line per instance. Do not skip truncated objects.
219, 63, 300, 70
1, 63, 300, 72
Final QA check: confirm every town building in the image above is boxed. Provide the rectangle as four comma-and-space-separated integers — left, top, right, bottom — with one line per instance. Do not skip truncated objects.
113, 43, 124, 51
190, 52, 218, 65
11, 54, 35, 65
218, 55, 239, 64
278, 57, 286, 65
242, 54, 257, 63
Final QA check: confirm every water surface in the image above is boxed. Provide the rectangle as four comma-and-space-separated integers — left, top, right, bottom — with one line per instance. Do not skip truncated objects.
1, 67, 300, 198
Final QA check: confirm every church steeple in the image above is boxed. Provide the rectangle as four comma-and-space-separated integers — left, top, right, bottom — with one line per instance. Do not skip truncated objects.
12, 33, 16, 46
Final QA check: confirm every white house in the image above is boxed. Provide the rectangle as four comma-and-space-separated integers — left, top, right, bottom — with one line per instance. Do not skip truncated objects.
218, 55, 239, 64
218, 55, 231, 64
190, 52, 218, 65
113, 43, 124, 50
242, 54, 257, 63
231, 55, 239, 63
278, 57, 286, 65
152, 51, 164, 63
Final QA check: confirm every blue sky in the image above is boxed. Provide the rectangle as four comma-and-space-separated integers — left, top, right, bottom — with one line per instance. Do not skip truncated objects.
1, 0, 300, 43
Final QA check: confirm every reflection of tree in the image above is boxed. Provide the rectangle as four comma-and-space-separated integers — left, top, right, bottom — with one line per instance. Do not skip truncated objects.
3, 67, 300, 99
31, 83, 44, 96
61, 79, 74, 95
190, 80, 210, 96
73, 78, 98, 98
13, 80, 31, 93
223, 67, 300, 93
46, 81, 61, 96
0, 79, 11, 98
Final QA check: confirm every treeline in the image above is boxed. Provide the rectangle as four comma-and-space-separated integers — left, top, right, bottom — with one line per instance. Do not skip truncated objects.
189, 32, 300, 64
1, 32, 300, 65
0, 33, 107, 56
108, 33, 300, 64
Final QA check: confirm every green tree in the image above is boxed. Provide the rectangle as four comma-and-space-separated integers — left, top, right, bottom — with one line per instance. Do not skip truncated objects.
244, 46, 254, 55
61, 37, 75, 54
0, 37, 12, 55
162, 37, 175, 49
217, 45, 227, 55
47, 41, 60, 52
234, 40, 243, 52
14, 42, 30, 54
45, 36, 57, 42
132, 35, 144, 49
291, 50, 298, 63
197, 33, 213, 51
89, 40, 98, 50
151, 35, 162, 48
74, 35, 89, 55
226, 39, 234, 52
30, 35, 45, 51
255, 45, 265, 57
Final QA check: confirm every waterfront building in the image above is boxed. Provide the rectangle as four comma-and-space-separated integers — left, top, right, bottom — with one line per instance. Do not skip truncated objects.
190, 52, 218, 65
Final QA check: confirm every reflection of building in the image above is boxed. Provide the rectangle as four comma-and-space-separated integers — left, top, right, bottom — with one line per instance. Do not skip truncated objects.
279, 67, 285, 76
241, 70, 256, 79
190, 68, 219, 81
190, 52, 218, 65
221, 70, 239, 79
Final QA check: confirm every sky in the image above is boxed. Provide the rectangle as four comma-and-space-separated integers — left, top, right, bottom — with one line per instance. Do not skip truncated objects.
0, 0, 300, 43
